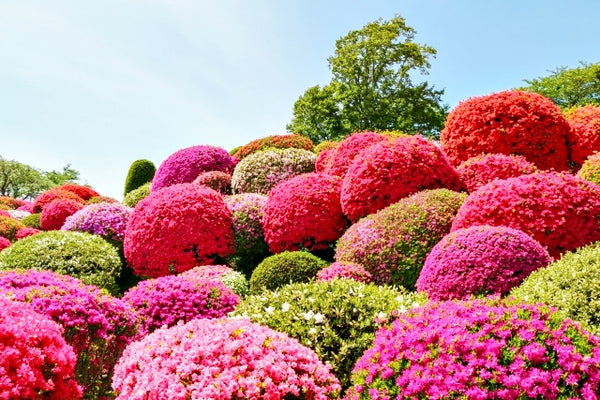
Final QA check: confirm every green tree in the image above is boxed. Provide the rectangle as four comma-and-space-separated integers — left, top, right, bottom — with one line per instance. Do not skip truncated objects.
45, 164, 79, 186
520, 61, 600, 109
287, 15, 447, 143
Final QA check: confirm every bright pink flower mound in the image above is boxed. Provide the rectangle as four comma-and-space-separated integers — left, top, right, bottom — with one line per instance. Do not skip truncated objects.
40, 198, 84, 231
0, 236, 10, 251
112, 318, 341, 400
440, 90, 571, 171
122, 267, 240, 335
124, 183, 234, 278
416, 225, 551, 300
17, 201, 34, 212
151, 145, 236, 192
193, 170, 232, 195
57, 184, 100, 201
452, 171, 600, 259
263, 173, 349, 253
33, 188, 85, 213
457, 153, 537, 192
15, 227, 41, 240
317, 261, 372, 283
565, 104, 600, 170
320, 131, 388, 178
341, 135, 462, 222
0, 297, 82, 400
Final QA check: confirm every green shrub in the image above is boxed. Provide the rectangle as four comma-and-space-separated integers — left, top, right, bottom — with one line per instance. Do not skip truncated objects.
20, 213, 41, 229
0, 231, 121, 294
249, 251, 327, 293
123, 159, 156, 196
122, 182, 151, 207
233, 279, 428, 390
313, 140, 340, 154
222, 269, 250, 298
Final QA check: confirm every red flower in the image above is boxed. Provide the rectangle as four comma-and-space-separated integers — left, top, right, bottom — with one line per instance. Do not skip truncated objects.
40, 199, 84, 231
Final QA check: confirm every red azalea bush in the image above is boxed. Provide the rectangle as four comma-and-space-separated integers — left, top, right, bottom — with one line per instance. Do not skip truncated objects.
320, 131, 388, 178
451, 171, 600, 259
193, 170, 232, 195
151, 145, 236, 192
440, 89, 571, 171
0, 296, 82, 400
0, 215, 24, 241
111, 318, 340, 400
346, 298, 600, 400
565, 104, 600, 170
15, 227, 41, 240
416, 225, 551, 300
577, 152, 600, 185
263, 173, 348, 253
457, 153, 538, 192
317, 261, 372, 283
40, 198, 84, 231
57, 184, 100, 201
123, 183, 234, 278
341, 135, 462, 222
0, 236, 10, 251
335, 189, 466, 288
33, 188, 85, 213
232, 133, 314, 161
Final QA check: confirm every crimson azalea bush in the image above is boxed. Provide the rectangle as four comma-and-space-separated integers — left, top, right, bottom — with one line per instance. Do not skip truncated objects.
124, 183, 234, 278
451, 171, 600, 259
33, 188, 85, 213
320, 131, 388, 178
232, 133, 314, 161
440, 89, 571, 171
416, 225, 551, 300
341, 135, 462, 222
0, 270, 140, 400
564, 104, 600, 170
0, 296, 82, 400
315, 146, 337, 172
578, 152, 600, 185
457, 153, 538, 192
0, 215, 24, 241
40, 198, 84, 230
346, 298, 600, 400
193, 170, 232, 194
111, 317, 341, 400
317, 261, 372, 283
57, 183, 100, 201
151, 145, 236, 192
336, 189, 466, 288
0, 236, 10, 251
263, 173, 348, 253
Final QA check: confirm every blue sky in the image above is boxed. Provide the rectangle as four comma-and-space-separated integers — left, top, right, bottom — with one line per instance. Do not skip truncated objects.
1, 0, 599, 199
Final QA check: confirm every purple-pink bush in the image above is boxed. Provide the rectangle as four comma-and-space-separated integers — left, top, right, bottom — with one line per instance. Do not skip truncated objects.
193, 170, 232, 195
317, 261, 372, 283
457, 153, 537, 192
62, 202, 133, 243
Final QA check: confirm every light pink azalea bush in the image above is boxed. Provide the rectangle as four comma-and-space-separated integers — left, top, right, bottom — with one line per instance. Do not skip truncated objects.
317, 261, 372, 283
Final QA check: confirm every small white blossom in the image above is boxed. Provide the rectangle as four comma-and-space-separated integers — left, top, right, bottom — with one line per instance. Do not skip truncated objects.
264, 306, 275, 315
302, 310, 314, 321
313, 313, 325, 324
281, 302, 290, 312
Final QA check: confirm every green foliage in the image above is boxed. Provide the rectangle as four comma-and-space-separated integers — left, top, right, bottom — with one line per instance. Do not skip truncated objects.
221, 270, 250, 298
313, 140, 340, 155
122, 182, 151, 207
0, 231, 121, 294
123, 159, 156, 196
45, 164, 79, 186
249, 251, 328, 293
20, 213, 41, 229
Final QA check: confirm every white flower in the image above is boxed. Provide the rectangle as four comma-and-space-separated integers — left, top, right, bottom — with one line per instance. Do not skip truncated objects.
376, 311, 387, 320
281, 302, 290, 312
264, 306, 275, 315
302, 310, 314, 321
308, 327, 317, 335
313, 313, 325, 324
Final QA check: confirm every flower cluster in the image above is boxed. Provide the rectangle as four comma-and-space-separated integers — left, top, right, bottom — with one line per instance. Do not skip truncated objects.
57, 183, 100, 201
62, 202, 133, 243
336, 189, 466, 288
122, 182, 150, 207
124, 183, 234, 278
231, 148, 316, 194
341, 135, 463, 222
33, 188, 85, 213
318, 131, 388, 178
452, 171, 600, 258
0, 214, 24, 241
40, 198, 84, 230
193, 170, 232, 194
111, 317, 340, 400
457, 153, 537, 192
0, 296, 82, 400
151, 145, 236, 192
564, 104, 600, 170
440, 89, 571, 170
577, 152, 600, 185
263, 173, 348, 253
416, 225, 551, 300
0, 236, 10, 251
17, 200, 34, 212
7, 208, 31, 220
315, 146, 337, 172
232, 133, 314, 161
0, 270, 140, 399
317, 261, 372, 283
346, 298, 600, 399
15, 227, 41, 239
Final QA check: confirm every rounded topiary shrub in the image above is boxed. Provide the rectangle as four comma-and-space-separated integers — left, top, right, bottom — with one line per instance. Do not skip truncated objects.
578, 152, 600, 185
62, 202, 133, 244
336, 189, 467, 288
40, 198, 84, 231
123, 158, 156, 196
451, 171, 600, 259
122, 181, 150, 207
263, 173, 348, 254
234, 279, 426, 391
21, 212, 41, 229
0, 231, 121, 294
249, 251, 328, 293
564, 104, 600, 170
151, 145, 236, 192
111, 318, 340, 400
0, 215, 24, 241
346, 298, 600, 400
232, 133, 314, 161
341, 135, 462, 222
33, 188, 85, 213
317, 261, 372, 283
124, 183, 234, 278
457, 153, 538, 192
440, 89, 571, 171
320, 131, 388, 178
57, 184, 100, 201
193, 170, 232, 195
416, 225, 551, 300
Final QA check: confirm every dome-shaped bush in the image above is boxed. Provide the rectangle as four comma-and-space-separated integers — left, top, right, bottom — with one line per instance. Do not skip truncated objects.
577, 152, 600, 185
151, 145, 236, 192
0, 231, 121, 294
440, 89, 571, 170
451, 171, 600, 259
233, 280, 426, 391
457, 153, 538, 192
0, 236, 10, 251
416, 225, 551, 300
263, 173, 348, 253
320, 131, 388, 178
111, 318, 340, 400
232, 133, 314, 161
231, 148, 316, 194
0, 270, 139, 399
123, 158, 156, 196
123, 183, 234, 278
315, 146, 337, 172
336, 189, 466, 288
0, 215, 24, 241
57, 184, 100, 201
62, 202, 133, 244
0, 297, 82, 400
193, 170, 232, 194
40, 198, 84, 231
317, 261, 372, 283
122, 182, 150, 207
341, 135, 462, 222
249, 251, 328, 294
346, 298, 600, 400
564, 104, 600, 170
20, 212, 41, 229
33, 188, 85, 213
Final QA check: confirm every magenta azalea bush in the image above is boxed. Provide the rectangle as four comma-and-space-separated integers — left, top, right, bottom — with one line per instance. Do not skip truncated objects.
319, 131, 388, 178
62, 202, 133, 243
193, 170, 232, 194
346, 298, 600, 400
111, 318, 341, 400
0, 236, 10, 251
416, 225, 551, 300
317, 261, 372, 283
457, 153, 538, 192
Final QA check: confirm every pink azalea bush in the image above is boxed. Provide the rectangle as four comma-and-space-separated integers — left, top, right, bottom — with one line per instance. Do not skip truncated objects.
416, 225, 551, 300
15, 227, 40, 240
111, 318, 341, 400
232, 133, 314, 161
318, 131, 388, 178
0, 296, 82, 400
17, 200, 34, 212
40, 198, 84, 231
346, 298, 600, 400
457, 153, 537, 192
317, 261, 372, 283
193, 170, 232, 194
564, 104, 600, 170
62, 202, 133, 244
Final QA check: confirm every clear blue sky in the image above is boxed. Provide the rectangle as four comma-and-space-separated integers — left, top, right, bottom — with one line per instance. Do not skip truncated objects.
1, 1, 599, 200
